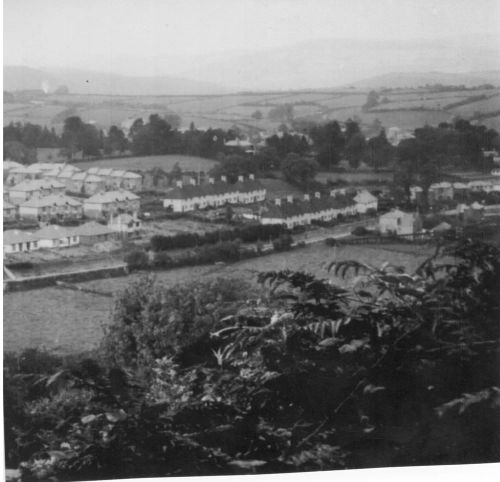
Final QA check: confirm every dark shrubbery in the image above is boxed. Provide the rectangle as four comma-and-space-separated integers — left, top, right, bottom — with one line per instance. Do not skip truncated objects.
272, 234, 293, 251
124, 250, 149, 271
4, 239, 500, 479
150, 224, 288, 252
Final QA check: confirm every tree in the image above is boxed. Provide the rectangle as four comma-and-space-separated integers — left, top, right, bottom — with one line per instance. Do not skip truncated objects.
104, 125, 127, 155
251, 110, 263, 120
61, 116, 101, 157
281, 153, 318, 188
362, 90, 379, 111
366, 129, 394, 170
344, 132, 366, 168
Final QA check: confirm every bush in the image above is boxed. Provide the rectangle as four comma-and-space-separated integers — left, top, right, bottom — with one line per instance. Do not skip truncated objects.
272, 234, 293, 251
124, 250, 149, 271
351, 226, 370, 236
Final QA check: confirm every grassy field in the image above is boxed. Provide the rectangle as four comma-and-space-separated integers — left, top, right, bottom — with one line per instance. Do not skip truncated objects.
7, 87, 500, 138
3, 242, 434, 354
75, 154, 218, 172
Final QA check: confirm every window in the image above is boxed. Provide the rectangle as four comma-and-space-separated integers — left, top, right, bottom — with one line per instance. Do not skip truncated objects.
33, 242, 38, 248
397, 218, 402, 226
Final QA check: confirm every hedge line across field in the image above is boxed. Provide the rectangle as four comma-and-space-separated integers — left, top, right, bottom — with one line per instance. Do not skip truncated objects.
149, 224, 289, 251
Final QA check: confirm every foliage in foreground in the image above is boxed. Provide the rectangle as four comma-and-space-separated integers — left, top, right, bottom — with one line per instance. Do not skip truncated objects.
3, 239, 500, 480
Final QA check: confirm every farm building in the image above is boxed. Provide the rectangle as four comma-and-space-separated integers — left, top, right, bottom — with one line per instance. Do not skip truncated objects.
3, 230, 40, 254
162, 175, 265, 212
353, 190, 378, 213
379, 209, 422, 236
35, 225, 79, 249
108, 213, 142, 237
19, 194, 83, 221
71, 222, 117, 245
3, 201, 17, 221
260, 192, 357, 229
83, 190, 140, 218
8, 179, 66, 203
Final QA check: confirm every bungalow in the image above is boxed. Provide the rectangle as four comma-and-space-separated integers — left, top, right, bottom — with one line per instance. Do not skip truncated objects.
35, 225, 79, 249
3, 201, 18, 221
120, 171, 143, 191
86, 167, 143, 191
353, 190, 378, 214
378, 209, 422, 236
19, 194, 83, 221
108, 213, 142, 238
71, 221, 117, 245
83, 190, 140, 219
8, 179, 66, 203
3, 229, 40, 254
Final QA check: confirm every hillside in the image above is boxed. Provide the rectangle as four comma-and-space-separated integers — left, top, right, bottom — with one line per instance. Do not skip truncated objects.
3, 66, 232, 96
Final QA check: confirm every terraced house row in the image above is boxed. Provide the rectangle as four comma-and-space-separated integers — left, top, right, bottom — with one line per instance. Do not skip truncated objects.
162, 174, 266, 212
257, 190, 378, 229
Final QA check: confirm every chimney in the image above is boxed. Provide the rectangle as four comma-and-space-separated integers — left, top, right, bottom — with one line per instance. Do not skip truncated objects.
304, 194, 310, 201
238, 175, 244, 182
209, 177, 215, 184
221, 175, 227, 183
176, 180, 183, 188
190, 178, 196, 185
274, 198, 281, 206
249, 174, 255, 180
315, 192, 321, 199
287, 195, 294, 203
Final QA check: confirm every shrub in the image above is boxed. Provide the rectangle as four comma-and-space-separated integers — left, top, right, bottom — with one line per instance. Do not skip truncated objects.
124, 250, 149, 271
272, 234, 293, 251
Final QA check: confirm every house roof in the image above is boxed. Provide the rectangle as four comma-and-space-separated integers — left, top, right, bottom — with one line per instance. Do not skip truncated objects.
353, 190, 377, 204
9, 166, 31, 174
3, 229, 40, 245
163, 178, 260, 200
70, 221, 115, 237
452, 182, 468, 189
85, 175, 104, 183
3, 201, 16, 210
122, 171, 142, 179
85, 190, 140, 204
431, 222, 452, 232
260, 194, 355, 220
20, 194, 82, 208
110, 170, 127, 177
35, 224, 74, 240
430, 182, 452, 189
468, 180, 492, 187
10, 179, 66, 192
380, 209, 414, 219
3, 160, 24, 171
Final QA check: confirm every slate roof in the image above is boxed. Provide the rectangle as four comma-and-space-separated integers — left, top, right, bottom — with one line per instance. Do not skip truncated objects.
20, 194, 82, 208
35, 224, 74, 240
10, 179, 65, 192
261, 194, 355, 220
3, 229, 40, 245
85, 190, 140, 204
353, 190, 377, 204
163, 178, 263, 200
70, 222, 115, 237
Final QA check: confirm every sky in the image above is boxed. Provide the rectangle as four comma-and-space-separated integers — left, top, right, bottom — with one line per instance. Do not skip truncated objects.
4, 0, 500, 77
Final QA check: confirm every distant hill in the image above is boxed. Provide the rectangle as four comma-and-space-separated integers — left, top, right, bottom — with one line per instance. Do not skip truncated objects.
345, 71, 500, 90
3, 66, 232, 96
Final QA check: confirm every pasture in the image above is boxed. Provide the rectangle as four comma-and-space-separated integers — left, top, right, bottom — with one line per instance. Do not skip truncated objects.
3, 242, 434, 354
75, 154, 218, 172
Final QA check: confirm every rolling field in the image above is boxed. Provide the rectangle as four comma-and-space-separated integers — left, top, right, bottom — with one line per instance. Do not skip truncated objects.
3, 242, 434, 354
5, 86, 500, 138
75, 154, 218, 172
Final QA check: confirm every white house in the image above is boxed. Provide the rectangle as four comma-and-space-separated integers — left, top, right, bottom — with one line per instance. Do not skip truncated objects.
260, 192, 357, 229
379, 209, 422, 236
19, 194, 83, 221
353, 190, 378, 213
35, 225, 80, 249
162, 175, 265, 212
3, 201, 17, 221
83, 190, 140, 218
108, 213, 142, 237
3, 230, 40, 254
429, 182, 453, 202
8, 179, 66, 203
